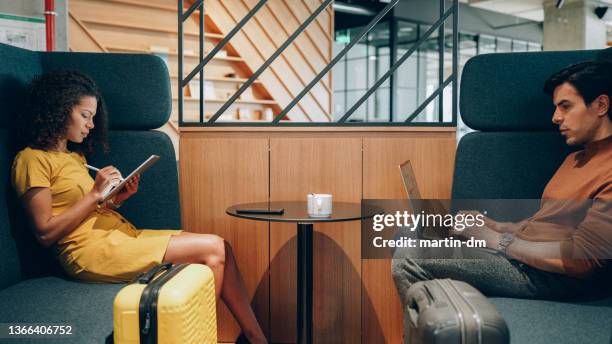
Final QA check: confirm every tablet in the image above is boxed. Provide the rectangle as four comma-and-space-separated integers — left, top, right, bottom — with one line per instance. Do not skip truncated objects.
101, 155, 160, 202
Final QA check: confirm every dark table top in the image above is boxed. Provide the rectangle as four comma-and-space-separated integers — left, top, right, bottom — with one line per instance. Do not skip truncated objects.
226, 201, 380, 224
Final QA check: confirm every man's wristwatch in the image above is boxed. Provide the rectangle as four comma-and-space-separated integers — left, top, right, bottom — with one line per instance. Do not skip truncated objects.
497, 232, 514, 254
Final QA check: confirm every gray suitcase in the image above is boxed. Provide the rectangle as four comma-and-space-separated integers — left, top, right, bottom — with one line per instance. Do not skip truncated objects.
405, 279, 509, 344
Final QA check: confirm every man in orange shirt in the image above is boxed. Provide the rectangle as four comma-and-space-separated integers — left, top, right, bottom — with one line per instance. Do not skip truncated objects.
393, 60, 612, 301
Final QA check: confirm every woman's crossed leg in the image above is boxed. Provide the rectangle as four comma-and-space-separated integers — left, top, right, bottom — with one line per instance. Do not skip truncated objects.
163, 232, 267, 344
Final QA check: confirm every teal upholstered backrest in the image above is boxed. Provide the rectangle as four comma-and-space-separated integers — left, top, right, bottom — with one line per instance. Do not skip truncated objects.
0, 44, 42, 289
453, 48, 612, 199
0, 128, 23, 290
0, 43, 179, 288
86, 131, 180, 229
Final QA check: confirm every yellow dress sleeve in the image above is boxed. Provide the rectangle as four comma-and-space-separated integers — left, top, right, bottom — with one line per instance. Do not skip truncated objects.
11, 149, 53, 198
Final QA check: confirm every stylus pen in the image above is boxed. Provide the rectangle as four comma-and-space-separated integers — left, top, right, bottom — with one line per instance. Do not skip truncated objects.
84, 164, 100, 172
85, 164, 124, 181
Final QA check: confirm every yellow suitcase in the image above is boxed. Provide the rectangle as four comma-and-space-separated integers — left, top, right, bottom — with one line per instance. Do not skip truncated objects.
113, 263, 217, 344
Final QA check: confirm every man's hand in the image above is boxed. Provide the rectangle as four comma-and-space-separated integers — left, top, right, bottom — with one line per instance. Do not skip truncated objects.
451, 210, 501, 250
455, 210, 523, 234
113, 174, 140, 205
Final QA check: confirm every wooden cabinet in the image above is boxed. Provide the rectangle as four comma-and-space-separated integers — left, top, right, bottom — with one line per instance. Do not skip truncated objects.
179, 127, 456, 343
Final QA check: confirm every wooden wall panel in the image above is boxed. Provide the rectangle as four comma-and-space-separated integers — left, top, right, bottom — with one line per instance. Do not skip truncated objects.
285, 0, 331, 51
264, 0, 333, 108
361, 135, 456, 344
169, 58, 238, 81
179, 128, 456, 343
68, 12, 106, 52
70, 0, 200, 34
260, 0, 328, 76
174, 101, 278, 123
241, 0, 331, 114
269, 136, 362, 343
109, 0, 179, 9
88, 27, 202, 55
179, 134, 270, 342
363, 137, 456, 199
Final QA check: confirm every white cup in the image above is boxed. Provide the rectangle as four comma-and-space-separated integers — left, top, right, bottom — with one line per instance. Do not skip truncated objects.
307, 193, 333, 217
264, 108, 274, 121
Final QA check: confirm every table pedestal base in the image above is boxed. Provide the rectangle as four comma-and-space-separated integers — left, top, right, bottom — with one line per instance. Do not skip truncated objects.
297, 223, 313, 344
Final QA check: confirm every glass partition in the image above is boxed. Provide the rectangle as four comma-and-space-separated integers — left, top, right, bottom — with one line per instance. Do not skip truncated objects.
333, 19, 541, 130
333, 21, 391, 122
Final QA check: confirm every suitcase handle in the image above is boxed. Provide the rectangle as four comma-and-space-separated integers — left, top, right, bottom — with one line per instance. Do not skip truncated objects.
137, 263, 173, 284
408, 287, 432, 324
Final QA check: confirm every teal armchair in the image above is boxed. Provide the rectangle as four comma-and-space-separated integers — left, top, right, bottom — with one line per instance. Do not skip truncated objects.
451, 47, 612, 343
0, 43, 179, 343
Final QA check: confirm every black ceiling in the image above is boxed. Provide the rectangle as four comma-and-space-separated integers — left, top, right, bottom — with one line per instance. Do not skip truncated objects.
334, 0, 393, 31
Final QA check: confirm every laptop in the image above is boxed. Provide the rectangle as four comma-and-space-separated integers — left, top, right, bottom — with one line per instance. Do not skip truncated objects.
399, 160, 499, 256
399, 160, 421, 200
399, 160, 450, 239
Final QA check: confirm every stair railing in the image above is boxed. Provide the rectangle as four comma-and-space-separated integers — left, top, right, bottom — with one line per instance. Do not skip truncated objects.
178, 0, 267, 124
177, 0, 458, 127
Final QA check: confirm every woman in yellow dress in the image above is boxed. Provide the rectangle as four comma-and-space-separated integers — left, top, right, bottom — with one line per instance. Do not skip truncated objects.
12, 71, 266, 344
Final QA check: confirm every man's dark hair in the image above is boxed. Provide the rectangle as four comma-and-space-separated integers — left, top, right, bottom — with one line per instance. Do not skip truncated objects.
16, 70, 109, 154
544, 60, 612, 120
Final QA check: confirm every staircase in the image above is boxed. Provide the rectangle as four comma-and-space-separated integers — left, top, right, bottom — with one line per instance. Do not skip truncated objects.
68, 0, 334, 155
203, 0, 333, 122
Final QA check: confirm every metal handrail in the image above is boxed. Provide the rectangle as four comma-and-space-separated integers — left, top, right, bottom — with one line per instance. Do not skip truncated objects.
271, 0, 399, 123
177, 0, 267, 124
178, 0, 187, 125
177, 0, 459, 126
437, 0, 445, 123
405, 75, 452, 123
452, 0, 459, 126
182, 0, 202, 21
338, 2, 456, 123
206, 0, 333, 124
181, 0, 267, 88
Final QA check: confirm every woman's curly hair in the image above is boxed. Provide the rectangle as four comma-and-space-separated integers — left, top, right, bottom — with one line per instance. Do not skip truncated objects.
17, 70, 109, 154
